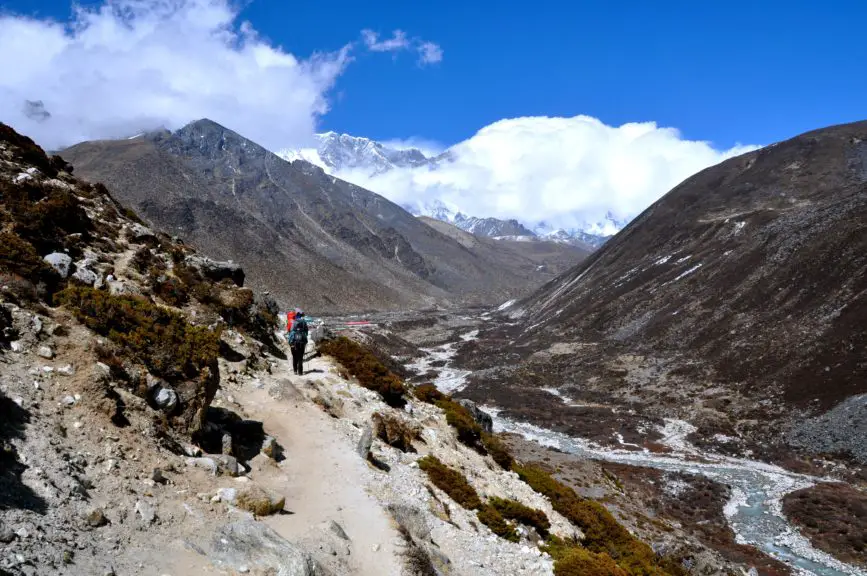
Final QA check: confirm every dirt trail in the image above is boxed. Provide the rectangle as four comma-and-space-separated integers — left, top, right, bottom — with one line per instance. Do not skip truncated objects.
229, 353, 403, 576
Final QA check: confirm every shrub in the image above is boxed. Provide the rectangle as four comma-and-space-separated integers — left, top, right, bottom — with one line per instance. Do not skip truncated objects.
3, 181, 91, 255
489, 497, 550, 538
436, 398, 482, 449
372, 411, 420, 453
0, 232, 59, 293
554, 547, 628, 576
318, 336, 407, 408
413, 383, 445, 404
477, 504, 518, 542
481, 432, 515, 470
150, 274, 190, 307
56, 285, 220, 383
417, 455, 481, 510
514, 463, 670, 575
130, 247, 154, 273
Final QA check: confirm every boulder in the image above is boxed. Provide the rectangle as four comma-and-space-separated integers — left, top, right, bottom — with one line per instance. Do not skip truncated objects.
127, 223, 157, 243
234, 485, 285, 516
107, 280, 143, 298
215, 455, 240, 477
153, 387, 178, 412
85, 508, 108, 528
209, 520, 324, 576
44, 253, 72, 278
71, 266, 99, 286
261, 436, 281, 460
37, 346, 54, 359
456, 399, 493, 434
356, 424, 373, 459
184, 254, 245, 287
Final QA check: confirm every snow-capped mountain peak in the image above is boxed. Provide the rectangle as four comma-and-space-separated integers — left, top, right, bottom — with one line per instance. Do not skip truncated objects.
279, 132, 431, 176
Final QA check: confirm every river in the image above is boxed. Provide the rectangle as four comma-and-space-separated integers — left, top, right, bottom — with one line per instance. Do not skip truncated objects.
409, 329, 866, 576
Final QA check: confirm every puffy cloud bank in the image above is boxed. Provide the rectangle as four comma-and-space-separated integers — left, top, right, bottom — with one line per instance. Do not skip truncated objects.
331, 116, 759, 233
0, 0, 440, 151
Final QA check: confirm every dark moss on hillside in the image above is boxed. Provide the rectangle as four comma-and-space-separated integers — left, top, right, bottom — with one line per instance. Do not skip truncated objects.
319, 336, 407, 407
783, 483, 867, 567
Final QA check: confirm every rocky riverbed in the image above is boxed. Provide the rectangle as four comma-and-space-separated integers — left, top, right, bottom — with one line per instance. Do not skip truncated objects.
364, 309, 867, 576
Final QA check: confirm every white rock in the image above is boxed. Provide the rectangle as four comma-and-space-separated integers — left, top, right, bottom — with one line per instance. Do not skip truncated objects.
58, 365, 75, 376
153, 387, 178, 411
43, 253, 72, 278
186, 457, 218, 475
10, 341, 23, 353
216, 488, 238, 504
73, 421, 83, 429
62, 395, 76, 406
37, 346, 54, 359
31, 317, 43, 334
134, 500, 156, 524
72, 267, 99, 286
42, 366, 54, 373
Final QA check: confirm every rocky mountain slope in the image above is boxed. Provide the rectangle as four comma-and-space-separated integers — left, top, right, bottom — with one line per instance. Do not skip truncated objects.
60, 120, 584, 313
456, 120, 867, 471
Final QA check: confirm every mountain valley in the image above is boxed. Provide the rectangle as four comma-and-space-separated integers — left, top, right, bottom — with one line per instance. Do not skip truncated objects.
1, 115, 866, 576
61, 120, 588, 314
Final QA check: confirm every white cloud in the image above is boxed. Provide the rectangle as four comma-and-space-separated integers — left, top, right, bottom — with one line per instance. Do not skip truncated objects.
417, 41, 443, 65
326, 115, 759, 234
0, 1, 439, 152
360, 28, 442, 66
380, 136, 445, 157
361, 29, 410, 52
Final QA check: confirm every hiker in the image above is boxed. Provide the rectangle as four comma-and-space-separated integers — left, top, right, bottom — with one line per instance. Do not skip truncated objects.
287, 309, 309, 375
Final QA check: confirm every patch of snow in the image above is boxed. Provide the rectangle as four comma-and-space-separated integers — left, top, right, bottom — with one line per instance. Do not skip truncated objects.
496, 299, 516, 312
734, 221, 746, 233
655, 254, 673, 265
670, 263, 703, 282
674, 254, 692, 264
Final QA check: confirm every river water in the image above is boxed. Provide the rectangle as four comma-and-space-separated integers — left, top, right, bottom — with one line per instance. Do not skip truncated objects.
410, 330, 866, 576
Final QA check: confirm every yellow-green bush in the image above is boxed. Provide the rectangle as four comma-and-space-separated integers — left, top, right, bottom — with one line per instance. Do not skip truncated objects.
413, 383, 445, 404
319, 336, 407, 408
514, 463, 672, 575
489, 497, 550, 538
481, 432, 515, 470
56, 286, 220, 383
554, 547, 628, 576
437, 398, 482, 448
417, 455, 481, 510
477, 504, 518, 542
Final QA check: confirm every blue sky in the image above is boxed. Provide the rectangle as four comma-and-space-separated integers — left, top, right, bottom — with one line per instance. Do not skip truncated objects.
7, 0, 867, 149
1, 0, 865, 229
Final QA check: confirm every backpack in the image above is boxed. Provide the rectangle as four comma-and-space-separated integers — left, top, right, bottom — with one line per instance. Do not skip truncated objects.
287, 318, 308, 347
